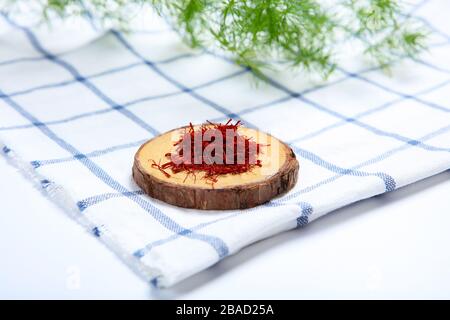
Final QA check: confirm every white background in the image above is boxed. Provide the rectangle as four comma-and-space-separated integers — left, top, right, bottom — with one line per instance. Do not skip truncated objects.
1, 155, 450, 299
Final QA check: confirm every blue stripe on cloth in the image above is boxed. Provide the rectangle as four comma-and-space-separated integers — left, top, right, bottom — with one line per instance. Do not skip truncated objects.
40, 179, 52, 189
290, 145, 396, 192
132, 201, 312, 258
133, 211, 243, 258
407, 0, 431, 14
0, 46, 81, 68
77, 190, 145, 211
412, 57, 450, 75
32, 138, 148, 168
111, 30, 244, 119
254, 73, 450, 153
297, 202, 313, 228
80, 0, 101, 31
350, 123, 450, 167
412, 15, 450, 42
0, 55, 46, 67
280, 122, 450, 202
337, 67, 450, 113
0, 51, 205, 100
92, 226, 101, 237
288, 77, 450, 144
1, 14, 160, 137
207, 67, 383, 123
0, 68, 248, 132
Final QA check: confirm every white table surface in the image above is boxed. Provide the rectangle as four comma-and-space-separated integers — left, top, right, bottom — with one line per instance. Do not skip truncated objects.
1, 154, 450, 299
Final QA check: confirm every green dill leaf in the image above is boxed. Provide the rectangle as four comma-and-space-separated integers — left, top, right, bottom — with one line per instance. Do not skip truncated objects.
2, 0, 429, 79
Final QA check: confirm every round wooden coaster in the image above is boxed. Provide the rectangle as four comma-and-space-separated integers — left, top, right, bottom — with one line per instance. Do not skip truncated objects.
132, 125, 299, 210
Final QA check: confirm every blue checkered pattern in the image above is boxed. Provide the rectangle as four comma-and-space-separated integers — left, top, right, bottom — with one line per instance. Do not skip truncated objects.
1, 0, 450, 287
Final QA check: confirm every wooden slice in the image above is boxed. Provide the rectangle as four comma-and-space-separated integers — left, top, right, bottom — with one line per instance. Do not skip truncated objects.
132, 125, 299, 210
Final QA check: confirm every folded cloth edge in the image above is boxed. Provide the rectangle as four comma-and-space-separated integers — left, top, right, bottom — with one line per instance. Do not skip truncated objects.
0, 137, 168, 287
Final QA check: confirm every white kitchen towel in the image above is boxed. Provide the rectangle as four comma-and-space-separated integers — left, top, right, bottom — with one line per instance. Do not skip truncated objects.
1, 0, 450, 287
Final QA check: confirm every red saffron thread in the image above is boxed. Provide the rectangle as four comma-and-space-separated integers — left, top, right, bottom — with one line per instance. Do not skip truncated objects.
151, 160, 171, 178
153, 120, 264, 186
